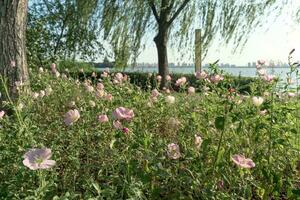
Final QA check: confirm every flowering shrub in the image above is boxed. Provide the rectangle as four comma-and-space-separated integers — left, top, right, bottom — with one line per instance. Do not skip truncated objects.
0, 63, 299, 199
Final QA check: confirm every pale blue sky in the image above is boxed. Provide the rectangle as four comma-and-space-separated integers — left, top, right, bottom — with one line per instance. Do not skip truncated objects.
137, 1, 300, 66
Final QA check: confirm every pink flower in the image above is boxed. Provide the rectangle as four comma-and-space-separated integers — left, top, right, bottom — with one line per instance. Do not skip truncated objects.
151, 89, 160, 99
113, 120, 123, 130
195, 71, 207, 79
231, 154, 255, 169
260, 109, 267, 116
257, 69, 266, 76
51, 63, 57, 74
91, 72, 97, 77
64, 109, 80, 126
0, 111, 5, 120
114, 73, 124, 83
188, 87, 195, 94
165, 95, 175, 104
85, 85, 94, 93
210, 74, 224, 84
122, 127, 129, 134
166, 75, 172, 82
262, 74, 275, 82
97, 83, 104, 90
288, 92, 296, 98
95, 89, 106, 98
252, 96, 264, 107
156, 75, 162, 82
23, 148, 56, 170
112, 107, 134, 121
175, 77, 187, 86
101, 71, 109, 78
98, 114, 109, 123
194, 135, 203, 149
105, 94, 113, 101
167, 143, 181, 160
10, 60, 16, 67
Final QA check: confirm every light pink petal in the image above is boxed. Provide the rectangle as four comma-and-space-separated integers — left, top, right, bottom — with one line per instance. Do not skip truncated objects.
40, 160, 56, 169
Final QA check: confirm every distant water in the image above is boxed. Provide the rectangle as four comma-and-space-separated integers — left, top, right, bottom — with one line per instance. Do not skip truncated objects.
97, 66, 298, 81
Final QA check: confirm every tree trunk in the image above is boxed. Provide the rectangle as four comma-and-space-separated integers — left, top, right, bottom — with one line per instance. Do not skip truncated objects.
154, 27, 169, 89
0, 0, 29, 101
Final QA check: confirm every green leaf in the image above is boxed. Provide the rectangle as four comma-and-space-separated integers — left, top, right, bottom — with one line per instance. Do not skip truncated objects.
292, 189, 300, 196
215, 116, 225, 130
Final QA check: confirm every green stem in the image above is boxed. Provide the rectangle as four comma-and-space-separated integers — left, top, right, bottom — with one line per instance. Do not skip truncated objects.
0, 75, 24, 126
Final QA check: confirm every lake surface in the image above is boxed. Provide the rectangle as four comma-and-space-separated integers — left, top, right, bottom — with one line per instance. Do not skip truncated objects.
98, 66, 298, 81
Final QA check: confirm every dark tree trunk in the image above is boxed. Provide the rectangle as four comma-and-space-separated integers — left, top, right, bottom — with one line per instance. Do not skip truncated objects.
154, 27, 169, 89
0, 0, 29, 100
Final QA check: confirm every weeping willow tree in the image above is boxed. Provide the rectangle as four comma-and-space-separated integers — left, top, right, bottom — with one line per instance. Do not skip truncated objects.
97, 0, 289, 88
27, 0, 103, 66
0, 0, 101, 99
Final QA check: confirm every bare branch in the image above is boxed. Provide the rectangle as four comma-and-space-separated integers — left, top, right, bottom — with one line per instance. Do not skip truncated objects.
148, 0, 159, 23
168, 0, 190, 26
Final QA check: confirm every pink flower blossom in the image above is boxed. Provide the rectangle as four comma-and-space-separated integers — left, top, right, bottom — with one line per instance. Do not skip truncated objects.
156, 75, 162, 82
288, 92, 296, 98
113, 120, 123, 130
194, 134, 203, 149
188, 87, 195, 94
122, 127, 129, 134
0, 111, 5, 120
231, 154, 255, 169
114, 73, 124, 84
167, 143, 181, 160
260, 109, 267, 116
95, 89, 106, 98
166, 75, 172, 81
175, 77, 187, 86
151, 89, 160, 99
91, 72, 97, 77
23, 148, 56, 170
262, 74, 275, 82
10, 61, 16, 67
195, 71, 207, 79
165, 95, 175, 104
112, 107, 134, 121
257, 69, 266, 76
51, 63, 57, 74
105, 94, 113, 101
210, 74, 224, 84
98, 114, 109, 123
97, 83, 104, 90
64, 109, 80, 126
101, 71, 109, 78
252, 96, 264, 107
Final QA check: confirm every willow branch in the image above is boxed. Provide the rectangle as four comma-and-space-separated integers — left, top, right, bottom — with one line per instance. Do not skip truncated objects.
168, 0, 190, 25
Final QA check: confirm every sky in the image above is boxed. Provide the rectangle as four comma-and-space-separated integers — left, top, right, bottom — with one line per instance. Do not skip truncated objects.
137, 1, 300, 66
